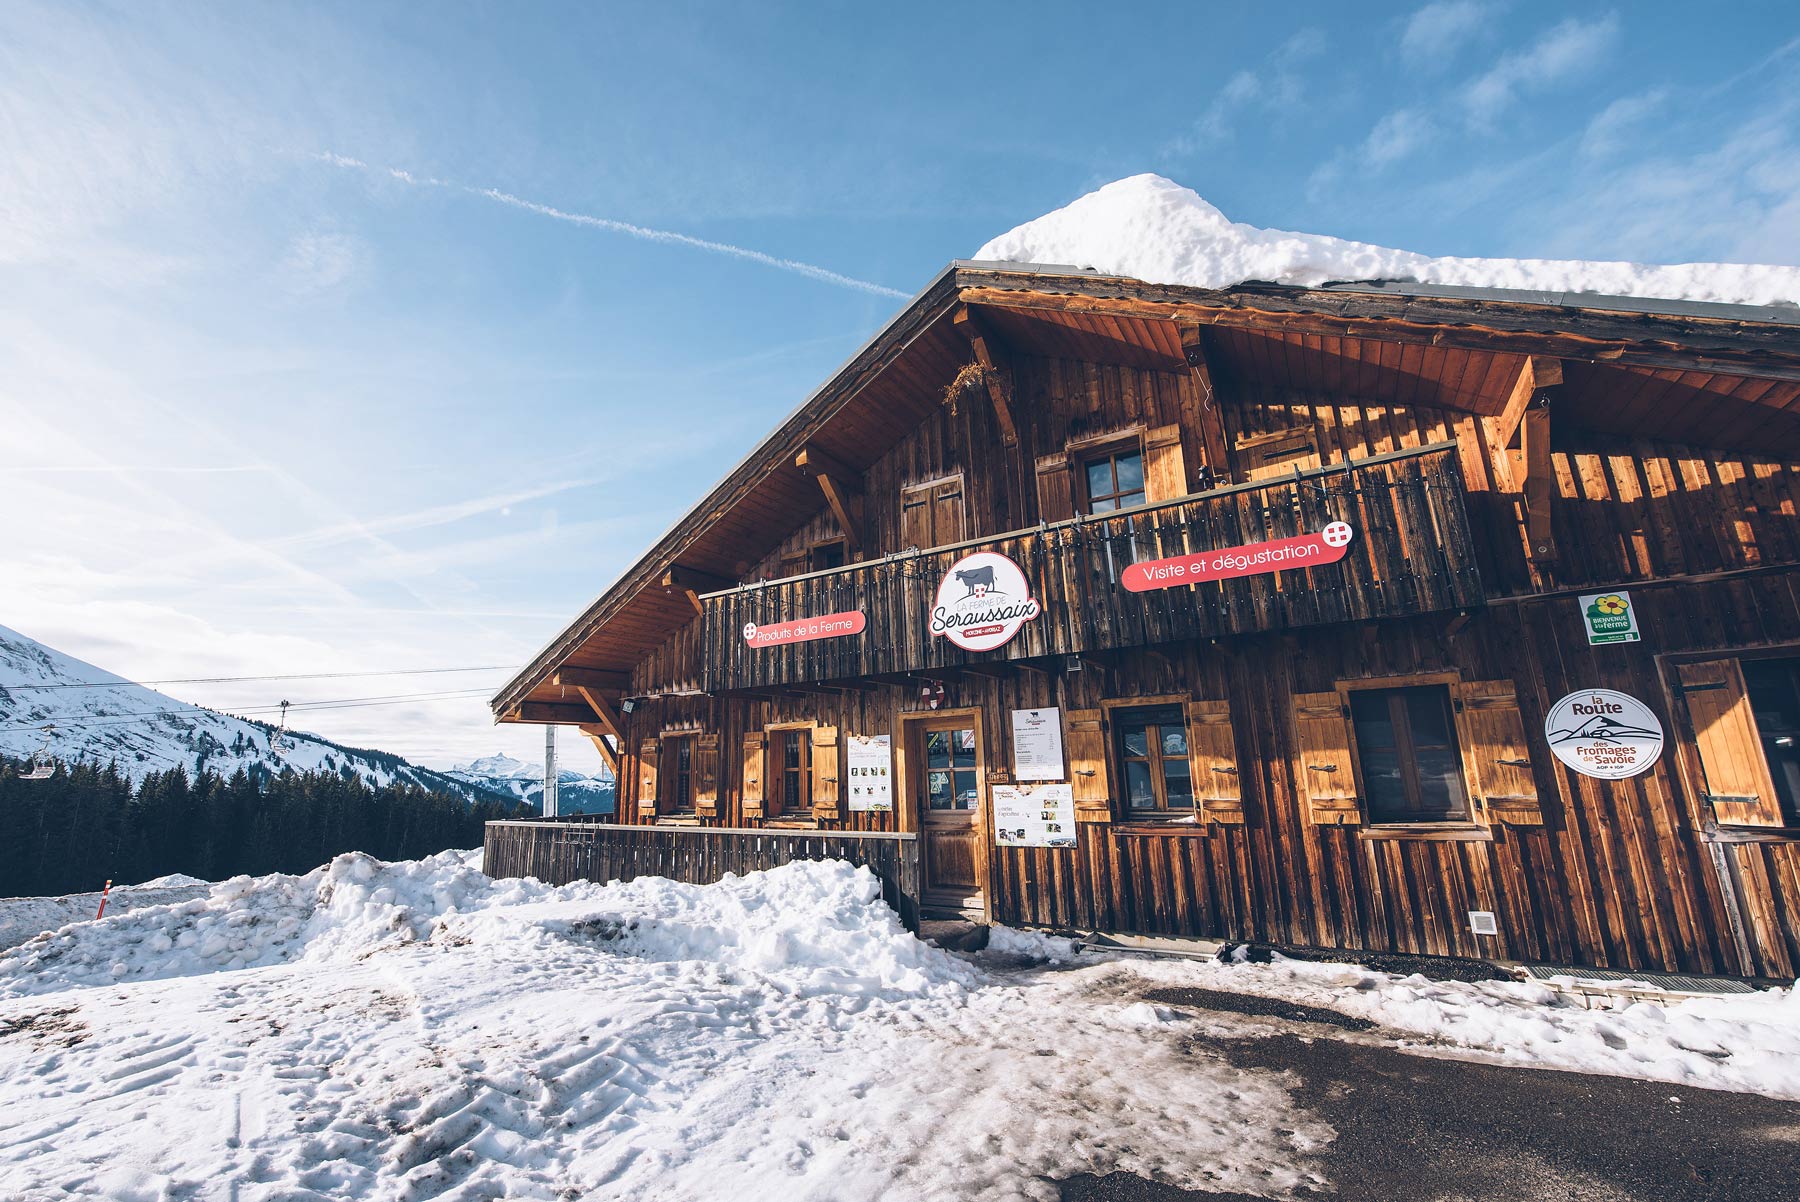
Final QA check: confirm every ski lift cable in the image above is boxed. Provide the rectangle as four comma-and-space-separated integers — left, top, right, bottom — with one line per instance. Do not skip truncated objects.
0, 686, 498, 733
5, 664, 518, 691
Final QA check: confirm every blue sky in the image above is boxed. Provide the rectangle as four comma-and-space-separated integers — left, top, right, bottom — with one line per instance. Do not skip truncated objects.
2, 1, 1797, 771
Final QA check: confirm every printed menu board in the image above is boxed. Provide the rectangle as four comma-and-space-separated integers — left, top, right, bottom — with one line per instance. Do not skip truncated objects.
845, 733, 894, 811
1011, 708, 1065, 782
992, 783, 1076, 848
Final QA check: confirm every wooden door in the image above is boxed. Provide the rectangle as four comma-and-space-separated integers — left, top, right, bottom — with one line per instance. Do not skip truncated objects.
915, 714, 986, 913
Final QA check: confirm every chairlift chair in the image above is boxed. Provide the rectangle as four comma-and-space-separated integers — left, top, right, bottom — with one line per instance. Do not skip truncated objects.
19, 725, 56, 780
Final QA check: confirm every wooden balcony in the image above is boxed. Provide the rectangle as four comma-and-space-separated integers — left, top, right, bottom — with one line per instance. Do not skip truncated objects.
700, 442, 1485, 692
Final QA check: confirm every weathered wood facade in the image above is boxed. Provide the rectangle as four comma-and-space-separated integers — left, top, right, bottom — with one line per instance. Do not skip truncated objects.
491, 262, 1800, 979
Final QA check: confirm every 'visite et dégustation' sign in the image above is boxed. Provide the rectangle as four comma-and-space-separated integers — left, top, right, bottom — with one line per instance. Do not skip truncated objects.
742, 610, 866, 648
1121, 521, 1356, 593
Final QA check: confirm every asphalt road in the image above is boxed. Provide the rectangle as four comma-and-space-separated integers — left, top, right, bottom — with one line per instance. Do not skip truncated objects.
1059, 984, 1800, 1202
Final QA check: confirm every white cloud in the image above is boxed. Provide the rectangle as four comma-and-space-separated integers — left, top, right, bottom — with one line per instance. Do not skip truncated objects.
1399, 1, 1489, 67
1161, 30, 1327, 156
1463, 14, 1621, 128
1363, 109, 1434, 168
278, 231, 362, 294
1579, 89, 1668, 160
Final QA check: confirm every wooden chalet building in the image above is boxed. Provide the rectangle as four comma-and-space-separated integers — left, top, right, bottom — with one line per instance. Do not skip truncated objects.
487, 259, 1800, 980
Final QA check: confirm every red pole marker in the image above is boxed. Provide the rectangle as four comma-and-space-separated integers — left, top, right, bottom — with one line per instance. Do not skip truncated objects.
95, 880, 113, 920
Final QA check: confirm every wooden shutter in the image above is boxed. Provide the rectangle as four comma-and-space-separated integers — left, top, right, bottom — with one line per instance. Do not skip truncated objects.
1293, 693, 1361, 824
900, 483, 932, 550
931, 477, 966, 544
694, 733, 721, 818
1035, 452, 1075, 523
1678, 659, 1784, 827
1143, 424, 1189, 504
810, 725, 841, 820
1240, 428, 1320, 482
1067, 709, 1111, 823
636, 737, 660, 817
740, 733, 766, 818
1186, 700, 1244, 823
1453, 680, 1542, 825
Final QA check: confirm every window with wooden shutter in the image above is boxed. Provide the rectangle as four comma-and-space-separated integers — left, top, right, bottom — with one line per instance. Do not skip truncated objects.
740, 733, 766, 818
1293, 693, 1361, 824
1187, 700, 1244, 823
1143, 424, 1189, 505
1453, 681, 1542, 825
1035, 452, 1075, 523
900, 474, 966, 550
811, 725, 841, 820
694, 733, 720, 818
1066, 709, 1111, 822
1678, 659, 1785, 827
636, 737, 660, 816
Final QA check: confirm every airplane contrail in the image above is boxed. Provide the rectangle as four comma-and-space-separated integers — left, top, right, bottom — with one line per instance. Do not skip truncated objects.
317, 153, 909, 299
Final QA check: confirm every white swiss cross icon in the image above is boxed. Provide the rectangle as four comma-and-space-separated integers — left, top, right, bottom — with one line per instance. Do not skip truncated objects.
742, 622, 758, 640
1322, 521, 1354, 548
974, 584, 988, 597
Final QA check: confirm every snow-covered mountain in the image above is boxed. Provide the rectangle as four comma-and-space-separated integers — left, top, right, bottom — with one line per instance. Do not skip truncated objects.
0, 623, 510, 804
446, 752, 615, 815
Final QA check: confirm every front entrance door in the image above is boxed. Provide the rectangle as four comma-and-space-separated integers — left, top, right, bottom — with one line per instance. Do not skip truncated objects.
915, 714, 986, 914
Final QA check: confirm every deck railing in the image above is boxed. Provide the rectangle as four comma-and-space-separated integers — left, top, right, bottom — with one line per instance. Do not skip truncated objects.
700, 442, 1484, 691
483, 820, 922, 930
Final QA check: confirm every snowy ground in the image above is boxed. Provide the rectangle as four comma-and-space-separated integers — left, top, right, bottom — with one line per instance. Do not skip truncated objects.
1, 854, 1796, 1202
0, 875, 210, 953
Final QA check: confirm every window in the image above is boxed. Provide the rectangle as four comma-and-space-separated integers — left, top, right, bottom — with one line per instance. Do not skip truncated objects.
1083, 448, 1145, 513
810, 540, 846, 572
1348, 686, 1468, 823
774, 728, 811, 815
1741, 657, 1800, 825
924, 725, 979, 810
661, 735, 696, 813
1116, 706, 1194, 816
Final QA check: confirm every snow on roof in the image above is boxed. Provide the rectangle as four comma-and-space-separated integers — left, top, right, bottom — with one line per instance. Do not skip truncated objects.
974, 174, 1800, 310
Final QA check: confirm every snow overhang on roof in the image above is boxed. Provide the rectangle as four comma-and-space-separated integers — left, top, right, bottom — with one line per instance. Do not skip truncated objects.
490, 261, 1800, 721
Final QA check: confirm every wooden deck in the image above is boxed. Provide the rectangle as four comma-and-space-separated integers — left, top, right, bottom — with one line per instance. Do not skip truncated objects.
699, 443, 1484, 691
483, 820, 922, 930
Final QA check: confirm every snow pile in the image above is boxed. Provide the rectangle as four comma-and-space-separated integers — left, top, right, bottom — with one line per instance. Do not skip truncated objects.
0, 852, 968, 1002
1134, 952, 1800, 1101
975, 174, 1800, 308
0, 877, 213, 953
0, 855, 1327, 1201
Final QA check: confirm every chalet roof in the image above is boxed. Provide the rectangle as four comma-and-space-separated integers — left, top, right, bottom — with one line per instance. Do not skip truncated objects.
490, 261, 1800, 721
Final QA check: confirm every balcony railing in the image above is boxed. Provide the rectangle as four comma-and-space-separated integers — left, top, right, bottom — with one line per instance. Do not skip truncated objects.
700, 442, 1484, 692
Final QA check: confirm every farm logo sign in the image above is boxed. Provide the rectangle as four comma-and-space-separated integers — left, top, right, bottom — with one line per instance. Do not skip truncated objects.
1580, 591, 1641, 645
930, 551, 1041, 652
1120, 521, 1356, 592
1544, 688, 1664, 780
742, 610, 866, 648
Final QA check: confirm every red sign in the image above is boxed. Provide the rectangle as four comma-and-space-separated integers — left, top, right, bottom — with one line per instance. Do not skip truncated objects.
1121, 521, 1356, 593
742, 610, 866, 648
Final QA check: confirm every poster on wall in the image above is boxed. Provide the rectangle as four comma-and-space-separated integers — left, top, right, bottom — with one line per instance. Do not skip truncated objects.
992, 783, 1076, 848
845, 733, 894, 812
1011, 708, 1065, 781
1579, 591, 1642, 645
1544, 688, 1664, 780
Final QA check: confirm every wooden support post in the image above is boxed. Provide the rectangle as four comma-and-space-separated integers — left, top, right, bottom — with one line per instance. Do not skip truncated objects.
578, 723, 620, 775
515, 701, 601, 725
1180, 326, 1232, 483
952, 305, 1018, 446
795, 445, 865, 550
554, 667, 631, 692
661, 564, 734, 615
1488, 356, 1563, 561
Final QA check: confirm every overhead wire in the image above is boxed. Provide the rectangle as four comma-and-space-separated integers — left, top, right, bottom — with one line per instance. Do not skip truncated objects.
5, 664, 517, 691
0, 686, 498, 734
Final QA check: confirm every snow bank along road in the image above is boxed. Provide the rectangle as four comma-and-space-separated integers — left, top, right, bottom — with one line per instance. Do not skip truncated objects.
0, 855, 1796, 1201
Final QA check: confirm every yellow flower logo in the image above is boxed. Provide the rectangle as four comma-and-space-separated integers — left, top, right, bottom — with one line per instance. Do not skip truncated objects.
1595, 595, 1629, 615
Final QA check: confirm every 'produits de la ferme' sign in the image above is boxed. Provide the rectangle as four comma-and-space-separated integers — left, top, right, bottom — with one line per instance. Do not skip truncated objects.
742, 610, 866, 648
931, 551, 1042, 652
1121, 521, 1356, 593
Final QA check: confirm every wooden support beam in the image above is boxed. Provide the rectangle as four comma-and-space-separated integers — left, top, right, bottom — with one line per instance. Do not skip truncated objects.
570, 685, 625, 744
577, 723, 620, 776
1520, 393, 1557, 560
1180, 326, 1233, 482
954, 662, 1014, 680
661, 564, 733, 615
1486, 356, 1563, 560
515, 702, 600, 725
795, 444, 864, 551
952, 306, 1018, 446
553, 666, 630, 692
